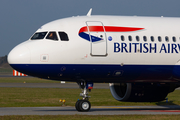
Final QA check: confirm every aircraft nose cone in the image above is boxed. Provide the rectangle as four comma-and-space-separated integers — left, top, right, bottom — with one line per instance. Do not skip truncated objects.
8, 45, 31, 65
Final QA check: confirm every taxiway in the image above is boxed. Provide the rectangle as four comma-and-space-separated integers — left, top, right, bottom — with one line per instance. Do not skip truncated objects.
1, 106, 180, 115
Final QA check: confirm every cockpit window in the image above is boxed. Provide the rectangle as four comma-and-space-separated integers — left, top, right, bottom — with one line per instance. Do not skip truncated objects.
31, 32, 47, 40
59, 32, 69, 41
46, 32, 58, 41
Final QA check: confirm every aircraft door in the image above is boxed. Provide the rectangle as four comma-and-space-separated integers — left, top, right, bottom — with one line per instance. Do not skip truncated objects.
86, 21, 107, 56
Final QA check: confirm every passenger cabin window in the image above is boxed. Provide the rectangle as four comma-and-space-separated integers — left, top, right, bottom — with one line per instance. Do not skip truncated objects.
143, 36, 147, 42
173, 36, 176, 42
121, 35, 125, 41
31, 32, 47, 40
165, 36, 169, 42
46, 32, 58, 41
59, 32, 69, 41
158, 36, 162, 42
136, 36, 140, 41
128, 36, 132, 41
151, 36, 154, 42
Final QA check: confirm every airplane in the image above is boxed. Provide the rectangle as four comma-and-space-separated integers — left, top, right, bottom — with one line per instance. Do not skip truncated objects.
7, 8, 180, 112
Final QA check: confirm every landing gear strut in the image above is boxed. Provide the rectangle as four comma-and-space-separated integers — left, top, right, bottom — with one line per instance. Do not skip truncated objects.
75, 82, 93, 112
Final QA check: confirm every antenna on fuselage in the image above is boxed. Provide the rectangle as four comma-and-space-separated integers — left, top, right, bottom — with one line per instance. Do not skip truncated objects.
87, 8, 92, 16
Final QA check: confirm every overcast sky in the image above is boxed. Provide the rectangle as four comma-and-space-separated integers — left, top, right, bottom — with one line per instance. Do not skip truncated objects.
1, 0, 180, 56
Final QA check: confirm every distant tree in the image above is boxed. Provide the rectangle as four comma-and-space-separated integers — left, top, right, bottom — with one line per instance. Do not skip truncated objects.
0, 55, 8, 67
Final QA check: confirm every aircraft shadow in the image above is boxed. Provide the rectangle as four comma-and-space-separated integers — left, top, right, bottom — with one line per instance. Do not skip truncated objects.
156, 100, 178, 106
34, 103, 180, 112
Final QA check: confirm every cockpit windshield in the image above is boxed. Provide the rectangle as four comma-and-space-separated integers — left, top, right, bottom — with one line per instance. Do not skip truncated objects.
30, 31, 69, 41
46, 32, 58, 41
31, 32, 47, 40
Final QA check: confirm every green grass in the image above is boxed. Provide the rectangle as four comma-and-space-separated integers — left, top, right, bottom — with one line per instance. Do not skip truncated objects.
0, 77, 180, 119
0, 86, 180, 107
1, 115, 180, 120
0, 77, 180, 107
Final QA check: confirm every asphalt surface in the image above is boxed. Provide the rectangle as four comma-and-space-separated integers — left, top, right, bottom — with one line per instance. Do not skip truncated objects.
1, 106, 180, 115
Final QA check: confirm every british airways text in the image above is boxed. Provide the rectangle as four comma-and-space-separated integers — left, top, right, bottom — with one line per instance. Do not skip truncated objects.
114, 43, 180, 53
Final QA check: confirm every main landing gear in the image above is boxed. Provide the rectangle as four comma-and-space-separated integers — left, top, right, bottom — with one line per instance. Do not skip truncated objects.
75, 82, 93, 112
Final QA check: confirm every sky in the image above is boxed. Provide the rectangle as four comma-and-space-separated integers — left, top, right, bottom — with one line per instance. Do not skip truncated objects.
1, 0, 180, 57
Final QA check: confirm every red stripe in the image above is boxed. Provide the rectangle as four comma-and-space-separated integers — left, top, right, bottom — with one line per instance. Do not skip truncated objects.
79, 26, 144, 33
13, 70, 16, 76
79, 26, 88, 34
88, 26, 104, 32
13, 70, 28, 76
88, 87, 93, 89
104, 26, 144, 32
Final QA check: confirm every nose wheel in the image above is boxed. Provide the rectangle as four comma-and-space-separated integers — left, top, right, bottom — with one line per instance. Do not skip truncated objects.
75, 100, 91, 112
75, 82, 93, 112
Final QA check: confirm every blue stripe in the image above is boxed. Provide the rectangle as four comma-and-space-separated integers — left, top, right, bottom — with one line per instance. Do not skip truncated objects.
79, 32, 102, 42
10, 64, 180, 82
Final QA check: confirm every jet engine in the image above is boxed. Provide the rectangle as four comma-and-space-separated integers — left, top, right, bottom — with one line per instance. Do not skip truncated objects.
109, 83, 177, 102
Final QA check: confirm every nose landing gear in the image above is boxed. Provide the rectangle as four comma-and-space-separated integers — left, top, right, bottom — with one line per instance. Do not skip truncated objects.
75, 82, 93, 112
75, 99, 91, 112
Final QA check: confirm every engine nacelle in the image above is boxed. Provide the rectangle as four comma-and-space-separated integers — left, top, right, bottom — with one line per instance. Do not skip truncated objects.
109, 83, 177, 102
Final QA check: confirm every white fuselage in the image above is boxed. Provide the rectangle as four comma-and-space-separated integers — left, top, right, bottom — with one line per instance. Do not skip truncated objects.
7, 15, 180, 82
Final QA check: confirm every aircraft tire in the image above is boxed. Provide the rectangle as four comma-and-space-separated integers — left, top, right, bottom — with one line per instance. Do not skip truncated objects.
79, 100, 91, 112
75, 100, 82, 111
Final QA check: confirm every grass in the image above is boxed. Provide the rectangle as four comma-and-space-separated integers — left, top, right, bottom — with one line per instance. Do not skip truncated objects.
0, 86, 180, 107
0, 77, 180, 119
1, 115, 180, 120
0, 77, 180, 106
0, 88, 107, 107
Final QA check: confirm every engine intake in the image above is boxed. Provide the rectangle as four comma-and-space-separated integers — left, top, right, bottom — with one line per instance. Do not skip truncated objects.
109, 83, 177, 102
